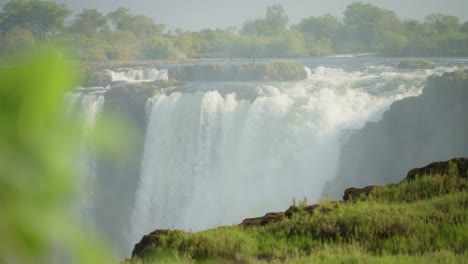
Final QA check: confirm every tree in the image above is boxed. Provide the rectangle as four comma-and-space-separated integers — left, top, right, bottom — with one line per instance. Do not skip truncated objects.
264, 4, 288, 34
401, 20, 435, 56
143, 36, 178, 59
0, 26, 35, 53
294, 14, 341, 39
241, 4, 288, 36
381, 31, 408, 56
342, 2, 401, 51
0, 0, 71, 37
425, 13, 460, 33
107, 7, 132, 30
69, 9, 108, 37
461, 21, 468, 33
108, 7, 164, 39
105, 30, 139, 60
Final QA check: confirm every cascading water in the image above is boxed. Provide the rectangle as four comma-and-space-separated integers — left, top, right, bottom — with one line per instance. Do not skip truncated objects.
108, 68, 169, 82
127, 65, 453, 247
66, 91, 105, 228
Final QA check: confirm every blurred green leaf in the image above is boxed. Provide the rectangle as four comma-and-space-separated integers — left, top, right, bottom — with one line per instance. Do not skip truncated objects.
0, 48, 112, 263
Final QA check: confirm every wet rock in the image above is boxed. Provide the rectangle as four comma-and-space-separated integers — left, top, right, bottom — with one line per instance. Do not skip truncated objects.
240, 212, 285, 227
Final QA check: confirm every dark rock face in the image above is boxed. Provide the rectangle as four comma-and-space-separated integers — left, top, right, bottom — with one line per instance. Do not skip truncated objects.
406, 158, 468, 180
323, 70, 468, 199
132, 230, 177, 257
238, 202, 342, 229
240, 212, 285, 227
94, 85, 155, 253
93, 81, 182, 254
80, 66, 112, 87
343, 185, 377, 201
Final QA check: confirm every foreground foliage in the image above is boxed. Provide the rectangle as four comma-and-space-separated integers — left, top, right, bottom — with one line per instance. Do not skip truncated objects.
0, 50, 113, 262
125, 162, 468, 263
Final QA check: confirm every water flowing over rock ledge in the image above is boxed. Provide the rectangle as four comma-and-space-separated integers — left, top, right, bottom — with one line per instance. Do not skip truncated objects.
80, 61, 308, 86
323, 69, 468, 199
122, 70, 468, 263
72, 63, 465, 258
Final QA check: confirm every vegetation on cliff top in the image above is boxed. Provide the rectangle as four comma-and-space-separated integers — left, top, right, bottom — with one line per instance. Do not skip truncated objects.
125, 159, 468, 263
1, 1, 468, 60
0, 50, 114, 263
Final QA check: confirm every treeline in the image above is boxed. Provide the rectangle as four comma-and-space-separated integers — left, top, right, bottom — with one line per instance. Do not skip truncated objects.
1, 0, 468, 60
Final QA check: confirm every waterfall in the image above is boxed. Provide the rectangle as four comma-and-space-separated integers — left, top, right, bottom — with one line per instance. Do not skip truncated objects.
66, 92, 105, 228
127, 65, 443, 246
304, 66, 313, 80
108, 68, 169, 82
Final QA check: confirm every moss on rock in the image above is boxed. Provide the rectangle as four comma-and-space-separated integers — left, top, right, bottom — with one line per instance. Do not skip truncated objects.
169, 61, 307, 82
398, 59, 435, 69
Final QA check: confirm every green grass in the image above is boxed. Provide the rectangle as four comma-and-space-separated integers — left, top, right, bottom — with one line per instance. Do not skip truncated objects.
124, 170, 468, 264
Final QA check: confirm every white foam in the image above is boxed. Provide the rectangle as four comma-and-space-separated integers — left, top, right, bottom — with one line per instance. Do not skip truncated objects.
108, 68, 169, 82
127, 64, 442, 248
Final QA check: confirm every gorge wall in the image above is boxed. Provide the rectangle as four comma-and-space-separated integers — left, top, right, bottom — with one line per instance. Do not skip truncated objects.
323, 70, 468, 199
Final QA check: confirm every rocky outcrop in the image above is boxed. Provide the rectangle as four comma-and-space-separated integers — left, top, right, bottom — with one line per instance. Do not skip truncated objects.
240, 212, 285, 227
343, 185, 377, 201
406, 157, 468, 180
169, 61, 307, 82
398, 59, 435, 69
79, 65, 112, 87
323, 70, 468, 199
131, 230, 183, 258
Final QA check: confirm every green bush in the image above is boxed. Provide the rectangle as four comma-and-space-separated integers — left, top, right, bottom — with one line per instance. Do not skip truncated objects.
0, 50, 112, 263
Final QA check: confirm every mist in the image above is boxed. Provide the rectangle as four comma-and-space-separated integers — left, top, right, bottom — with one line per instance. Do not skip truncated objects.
1, 0, 467, 262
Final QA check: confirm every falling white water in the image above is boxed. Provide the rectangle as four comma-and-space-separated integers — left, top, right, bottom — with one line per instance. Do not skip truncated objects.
108, 68, 169, 82
304, 66, 313, 80
66, 92, 105, 228
127, 65, 454, 247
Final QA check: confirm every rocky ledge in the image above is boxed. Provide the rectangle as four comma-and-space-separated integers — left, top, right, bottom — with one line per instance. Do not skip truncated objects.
168, 61, 308, 82
398, 59, 435, 69
126, 157, 468, 262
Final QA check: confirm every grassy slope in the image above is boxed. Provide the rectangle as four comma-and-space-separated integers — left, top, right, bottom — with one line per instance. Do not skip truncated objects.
125, 167, 468, 264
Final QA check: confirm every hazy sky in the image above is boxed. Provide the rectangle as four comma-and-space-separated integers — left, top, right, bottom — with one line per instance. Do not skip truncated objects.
1, 0, 467, 31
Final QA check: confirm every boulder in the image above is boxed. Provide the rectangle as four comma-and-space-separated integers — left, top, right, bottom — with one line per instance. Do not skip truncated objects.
343, 185, 377, 201
406, 158, 468, 180
132, 229, 183, 258
398, 60, 435, 70
240, 212, 285, 227
169, 61, 307, 82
